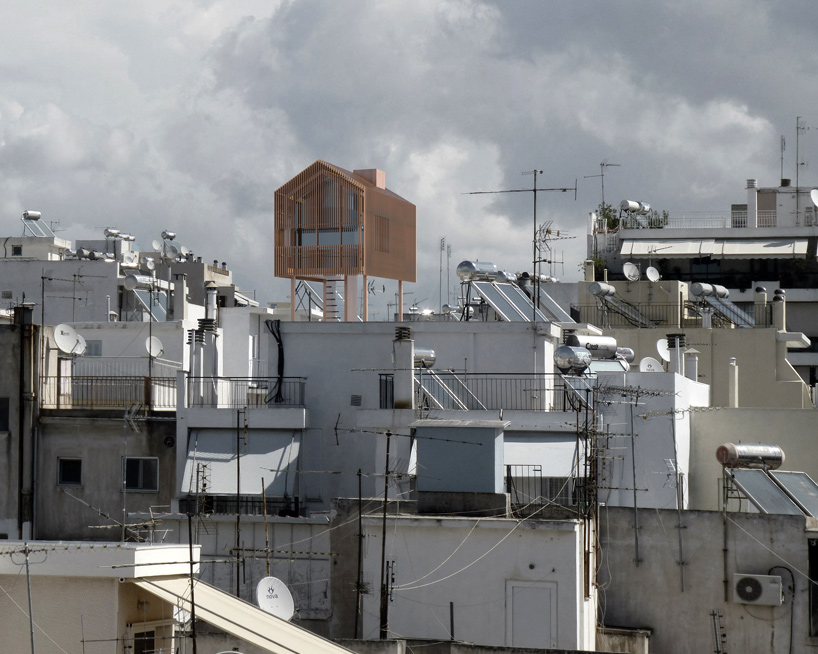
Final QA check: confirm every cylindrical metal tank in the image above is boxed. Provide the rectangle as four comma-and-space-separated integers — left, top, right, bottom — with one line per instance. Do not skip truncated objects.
456, 261, 498, 282
554, 345, 592, 374
413, 347, 436, 369
565, 334, 618, 359
616, 347, 635, 363
589, 281, 616, 297
715, 443, 785, 469
690, 283, 729, 298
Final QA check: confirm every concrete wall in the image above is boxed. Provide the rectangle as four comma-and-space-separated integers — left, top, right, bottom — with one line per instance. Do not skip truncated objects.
36, 416, 176, 540
690, 407, 818, 510
0, 574, 120, 654
0, 325, 22, 538
602, 325, 808, 409
599, 507, 818, 653
596, 370, 709, 510
345, 512, 595, 650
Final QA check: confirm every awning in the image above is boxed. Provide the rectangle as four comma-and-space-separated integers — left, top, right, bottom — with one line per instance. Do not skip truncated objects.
712, 238, 808, 259
133, 576, 353, 654
181, 429, 299, 496
504, 435, 580, 477
620, 239, 714, 258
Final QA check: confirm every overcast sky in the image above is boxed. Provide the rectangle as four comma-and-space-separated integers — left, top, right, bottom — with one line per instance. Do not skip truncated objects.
2, 1, 817, 318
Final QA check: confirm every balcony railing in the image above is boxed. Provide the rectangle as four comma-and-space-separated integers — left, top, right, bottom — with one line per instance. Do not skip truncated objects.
572, 301, 771, 328
186, 376, 306, 408
380, 372, 595, 412
40, 376, 176, 410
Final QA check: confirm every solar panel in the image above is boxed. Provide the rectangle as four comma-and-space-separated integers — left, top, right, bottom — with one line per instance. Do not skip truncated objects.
472, 281, 551, 322
729, 469, 804, 515
770, 471, 818, 517
703, 296, 753, 327
498, 283, 550, 322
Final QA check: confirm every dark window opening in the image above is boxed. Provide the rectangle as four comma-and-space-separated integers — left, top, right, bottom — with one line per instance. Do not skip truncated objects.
123, 457, 158, 492
58, 458, 82, 486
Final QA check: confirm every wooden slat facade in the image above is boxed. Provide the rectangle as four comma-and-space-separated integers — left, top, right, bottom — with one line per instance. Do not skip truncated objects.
274, 160, 416, 282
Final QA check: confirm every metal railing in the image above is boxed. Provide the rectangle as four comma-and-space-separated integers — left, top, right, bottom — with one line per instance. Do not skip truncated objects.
572, 302, 771, 328
379, 372, 595, 412
40, 376, 176, 410
179, 495, 299, 516
186, 376, 306, 408
505, 465, 579, 517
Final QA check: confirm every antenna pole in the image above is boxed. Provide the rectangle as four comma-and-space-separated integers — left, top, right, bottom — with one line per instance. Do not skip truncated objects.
466, 170, 576, 322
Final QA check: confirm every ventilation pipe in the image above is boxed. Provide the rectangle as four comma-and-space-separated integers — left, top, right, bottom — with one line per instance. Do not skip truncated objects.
666, 333, 686, 375
747, 179, 758, 229
393, 326, 414, 409
205, 281, 218, 322
728, 357, 739, 408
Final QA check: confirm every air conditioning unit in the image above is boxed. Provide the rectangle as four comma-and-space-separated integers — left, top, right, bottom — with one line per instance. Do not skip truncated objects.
732, 574, 783, 606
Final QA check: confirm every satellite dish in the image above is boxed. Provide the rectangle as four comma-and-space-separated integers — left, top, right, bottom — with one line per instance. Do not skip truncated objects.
146, 336, 164, 358
811, 189, 818, 208
646, 266, 661, 282
54, 324, 85, 355
123, 275, 139, 291
165, 244, 179, 260
121, 252, 138, 266
180, 245, 190, 258
656, 338, 671, 362
152, 239, 163, 252
142, 257, 156, 271
256, 577, 295, 621
623, 262, 640, 281
639, 357, 663, 372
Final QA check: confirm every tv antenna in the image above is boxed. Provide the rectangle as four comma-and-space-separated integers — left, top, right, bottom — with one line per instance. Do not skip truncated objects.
466, 169, 577, 319
583, 160, 620, 207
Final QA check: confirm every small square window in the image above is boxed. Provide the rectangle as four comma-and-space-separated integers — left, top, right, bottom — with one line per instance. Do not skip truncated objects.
1, 291, 11, 299
11, 245, 22, 256
84, 340, 102, 357
58, 458, 82, 486
123, 457, 158, 492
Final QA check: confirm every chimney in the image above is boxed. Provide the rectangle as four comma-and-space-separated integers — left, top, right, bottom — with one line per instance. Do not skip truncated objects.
583, 260, 595, 282
753, 286, 767, 328
728, 357, 739, 408
392, 326, 414, 409
746, 179, 758, 228
354, 168, 386, 189
666, 333, 686, 375
684, 349, 699, 382
772, 289, 786, 331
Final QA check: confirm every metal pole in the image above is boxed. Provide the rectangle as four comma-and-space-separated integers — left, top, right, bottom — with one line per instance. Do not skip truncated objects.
187, 514, 198, 654
235, 409, 242, 598
379, 433, 391, 639
25, 544, 35, 654
355, 469, 363, 639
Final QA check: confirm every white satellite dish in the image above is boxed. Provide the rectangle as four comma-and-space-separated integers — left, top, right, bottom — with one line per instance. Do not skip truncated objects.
165, 244, 179, 260
623, 261, 640, 282
180, 245, 190, 258
639, 356, 663, 372
152, 239, 162, 252
656, 338, 671, 362
811, 188, 818, 208
146, 336, 164, 358
646, 266, 661, 282
256, 577, 295, 621
54, 324, 86, 355
142, 257, 156, 271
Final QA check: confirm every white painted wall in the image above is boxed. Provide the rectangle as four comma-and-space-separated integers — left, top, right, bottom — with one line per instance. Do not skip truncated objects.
359, 515, 596, 650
